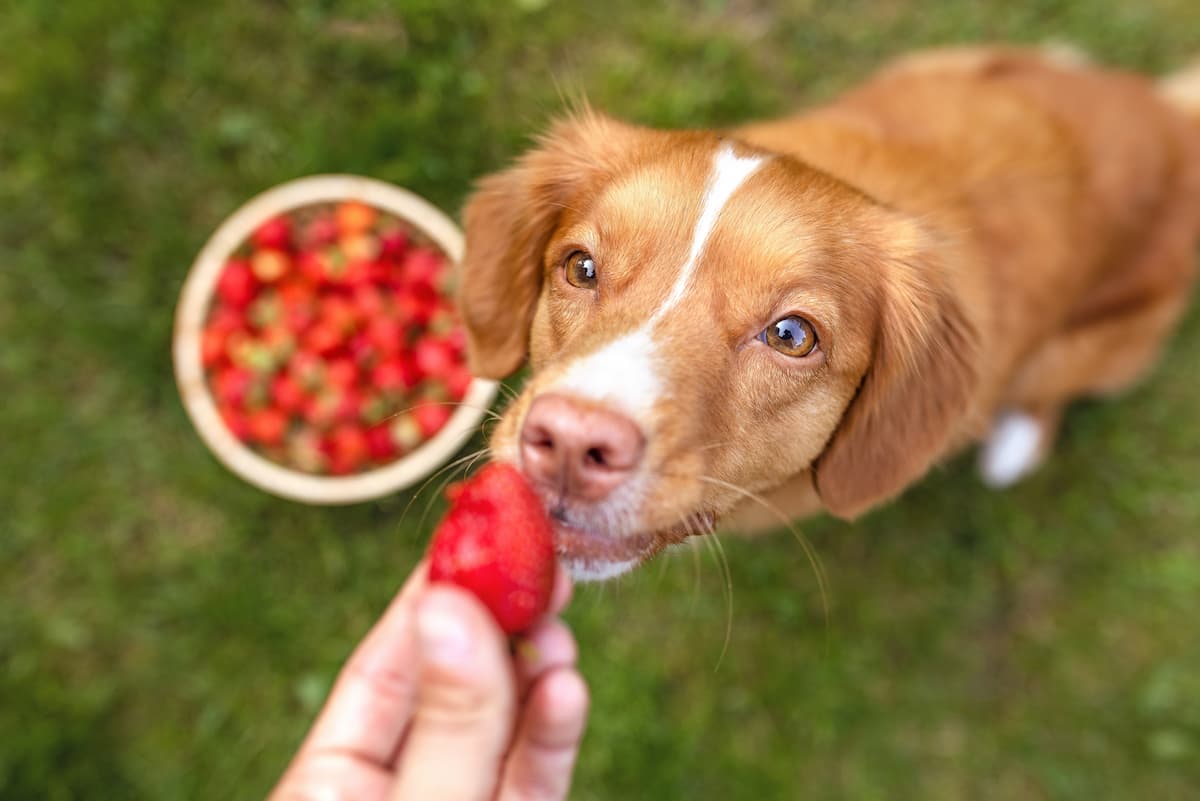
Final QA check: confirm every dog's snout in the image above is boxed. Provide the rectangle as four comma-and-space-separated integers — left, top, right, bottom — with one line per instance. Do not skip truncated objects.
520, 394, 645, 502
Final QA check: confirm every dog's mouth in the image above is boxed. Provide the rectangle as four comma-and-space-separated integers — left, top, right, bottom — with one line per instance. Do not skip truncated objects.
551, 511, 716, 582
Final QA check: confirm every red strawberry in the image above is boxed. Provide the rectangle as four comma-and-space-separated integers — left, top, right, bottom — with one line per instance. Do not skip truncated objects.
325, 357, 359, 389
325, 423, 370, 474
427, 463, 556, 634
303, 319, 344, 356
270, 373, 307, 414
213, 366, 255, 407
371, 357, 418, 394
351, 283, 387, 319
247, 408, 288, 446
413, 401, 452, 438
414, 336, 458, 379
336, 201, 377, 235
445, 365, 474, 401
379, 228, 409, 262
403, 247, 444, 288
365, 423, 398, 461
302, 214, 340, 249
335, 387, 366, 423
201, 325, 231, 369
218, 404, 252, 442
318, 295, 359, 334
252, 216, 293, 251
216, 259, 258, 308
366, 316, 405, 356
251, 249, 291, 283
348, 332, 380, 369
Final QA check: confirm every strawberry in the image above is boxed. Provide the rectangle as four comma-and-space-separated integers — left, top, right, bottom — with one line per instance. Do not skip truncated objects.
325, 356, 359, 389
365, 423, 398, 461
325, 423, 370, 474
444, 365, 474, 401
213, 366, 255, 407
252, 216, 293, 251
414, 336, 458, 379
365, 316, 405, 356
301, 214, 340, 249
351, 283, 387, 319
251, 249, 291, 283
287, 429, 327, 474
247, 407, 289, 446
336, 201, 377, 235
289, 350, 326, 391
427, 463, 556, 634
371, 357, 418, 394
218, 404, 252, 442
390, 413, 423, 452
216, 259, 258, 308
413, 401, 452, 438
402, 247, 444, 288
303, 390, 342, 430
379, 228, 409, 262
340, 233, 380, 264
270, 373, 307, 414
201, 325, 231, 369
303, 319, 345, 356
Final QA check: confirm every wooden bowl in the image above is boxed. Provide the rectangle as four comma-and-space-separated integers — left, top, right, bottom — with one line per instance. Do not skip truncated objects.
173, 174, 497, 504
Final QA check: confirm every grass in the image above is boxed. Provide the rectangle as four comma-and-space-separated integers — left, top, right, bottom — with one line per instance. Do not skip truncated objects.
2, 1, 1199, 799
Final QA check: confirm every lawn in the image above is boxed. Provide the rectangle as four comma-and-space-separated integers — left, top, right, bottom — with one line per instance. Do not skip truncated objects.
2, 1, 1199, 799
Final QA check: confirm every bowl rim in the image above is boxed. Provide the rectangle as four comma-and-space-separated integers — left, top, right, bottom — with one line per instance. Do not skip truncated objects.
173, 173, 498, 505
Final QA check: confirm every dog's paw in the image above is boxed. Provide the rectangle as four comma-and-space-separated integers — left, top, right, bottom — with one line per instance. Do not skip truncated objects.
979, 411, 1046, 489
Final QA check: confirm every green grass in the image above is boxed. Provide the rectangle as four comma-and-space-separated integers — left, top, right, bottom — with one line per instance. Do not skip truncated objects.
3, 1, 1199, 799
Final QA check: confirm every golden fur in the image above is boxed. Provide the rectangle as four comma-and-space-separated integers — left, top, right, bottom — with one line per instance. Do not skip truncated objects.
457, 46, 1200, 573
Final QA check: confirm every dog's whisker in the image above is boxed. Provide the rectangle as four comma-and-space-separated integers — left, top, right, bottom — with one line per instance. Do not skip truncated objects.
695, 474, 830, 632
416, 447, 492, 531
396, 445, 491, 532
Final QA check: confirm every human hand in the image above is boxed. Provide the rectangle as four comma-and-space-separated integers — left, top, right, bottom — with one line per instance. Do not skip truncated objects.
269, 560, 587, 801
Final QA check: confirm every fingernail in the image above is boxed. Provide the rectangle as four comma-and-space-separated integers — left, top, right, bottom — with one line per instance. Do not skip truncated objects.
417, 593, 473, 666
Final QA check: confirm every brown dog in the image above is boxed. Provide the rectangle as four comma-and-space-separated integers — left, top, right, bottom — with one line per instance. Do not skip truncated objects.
456, 47, 1200, 580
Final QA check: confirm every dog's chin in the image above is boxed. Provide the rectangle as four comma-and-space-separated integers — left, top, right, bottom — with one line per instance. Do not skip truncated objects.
553, 515, 713, 582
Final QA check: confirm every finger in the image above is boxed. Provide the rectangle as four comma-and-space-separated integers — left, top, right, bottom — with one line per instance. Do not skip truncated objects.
268, 750, 392, 801
548, 564, 573, 616
389, 585, 517, 801
495, 667, 589, 801
514, 618, 577, 699
296, 560, 428, 766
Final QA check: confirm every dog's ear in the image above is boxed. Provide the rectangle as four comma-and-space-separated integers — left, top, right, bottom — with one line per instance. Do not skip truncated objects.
457, 110, 646, 378
814, 219, 980, 519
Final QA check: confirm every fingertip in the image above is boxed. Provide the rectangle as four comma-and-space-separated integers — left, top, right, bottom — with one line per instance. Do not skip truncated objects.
535, 668, 589, 730
416, 584, 505, 670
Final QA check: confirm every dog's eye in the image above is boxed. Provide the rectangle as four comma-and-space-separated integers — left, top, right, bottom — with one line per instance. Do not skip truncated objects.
564, 250, 597, 290
759, 315, 817, 357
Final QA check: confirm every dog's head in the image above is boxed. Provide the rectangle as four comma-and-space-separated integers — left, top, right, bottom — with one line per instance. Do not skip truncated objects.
459, 111, 977, 580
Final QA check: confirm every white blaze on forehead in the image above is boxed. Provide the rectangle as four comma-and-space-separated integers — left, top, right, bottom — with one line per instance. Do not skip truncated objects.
557, 328, 659, 418
551, 143, 767, 420
650, 145, 767, 325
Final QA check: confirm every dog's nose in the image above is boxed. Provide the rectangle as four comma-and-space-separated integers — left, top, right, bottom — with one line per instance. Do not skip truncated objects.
520, 394, 645, 502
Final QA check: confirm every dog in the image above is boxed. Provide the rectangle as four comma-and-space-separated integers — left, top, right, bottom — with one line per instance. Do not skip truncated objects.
455, 46, 1200, 581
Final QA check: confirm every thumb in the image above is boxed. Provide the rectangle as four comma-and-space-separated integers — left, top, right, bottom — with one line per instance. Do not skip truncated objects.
389, 585, 517, 801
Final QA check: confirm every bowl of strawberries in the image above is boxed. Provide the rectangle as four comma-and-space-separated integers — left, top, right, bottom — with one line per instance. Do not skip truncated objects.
173, 174, 497, 504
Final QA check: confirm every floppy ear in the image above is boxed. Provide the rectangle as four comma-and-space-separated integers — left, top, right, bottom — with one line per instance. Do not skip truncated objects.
813, 221, 980, 519
457, 110, 646, 378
